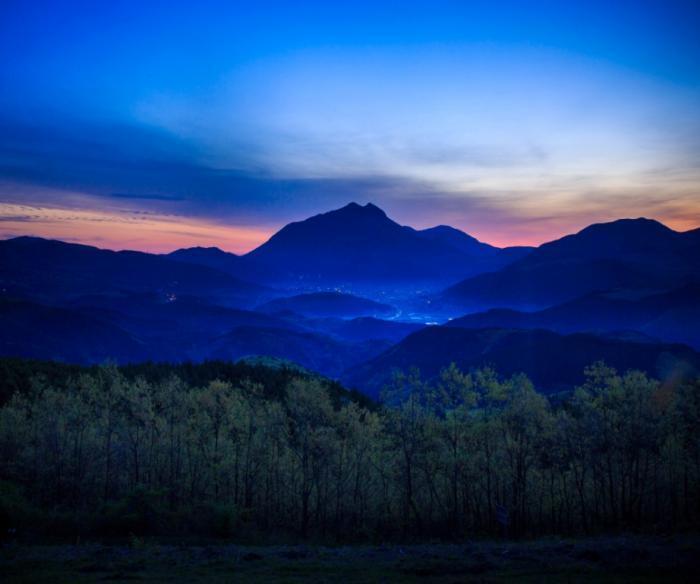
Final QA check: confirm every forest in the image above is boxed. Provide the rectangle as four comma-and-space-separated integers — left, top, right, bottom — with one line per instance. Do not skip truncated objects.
1, 358, 698, 543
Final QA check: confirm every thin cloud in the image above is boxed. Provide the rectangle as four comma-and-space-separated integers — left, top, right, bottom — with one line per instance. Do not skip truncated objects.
107, 192, 186, 201
1, 114, 699, 249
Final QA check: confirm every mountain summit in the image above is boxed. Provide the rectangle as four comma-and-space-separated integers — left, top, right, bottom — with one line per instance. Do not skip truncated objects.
247, 202, 402, 254
241, 202, 525, 286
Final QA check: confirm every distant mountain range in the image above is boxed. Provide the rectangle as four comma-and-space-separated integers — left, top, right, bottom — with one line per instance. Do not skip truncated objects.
67, 292, 298, 341
170, 202, 532, 288
0, 294, 393, 372
441, 218, 700, 311
0, 236, 265, 307
1, 203, 698, 397
446, 284, 700, 350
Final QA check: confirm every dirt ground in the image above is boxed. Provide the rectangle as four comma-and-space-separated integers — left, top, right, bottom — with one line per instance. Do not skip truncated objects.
2, 534, 699, 582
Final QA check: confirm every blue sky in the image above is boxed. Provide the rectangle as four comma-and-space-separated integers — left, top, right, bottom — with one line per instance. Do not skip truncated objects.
1, 0, 699, 251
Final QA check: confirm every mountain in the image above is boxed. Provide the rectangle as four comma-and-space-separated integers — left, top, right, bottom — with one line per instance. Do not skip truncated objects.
167, 246, 243, 276
345, 326, 700, 397
442, 218, 700, 311
240, 202, 526, 287
305, 316, 424, 343
416, 225, 499, 255
258, 291, 395, 318
167, 246, 277, 285
68, 292, 298, 341
446, 284, 700, 349
0, 293, 388, 373
209, 326, 389, 378
0, 292, 303, 364
529, 217, 690, 261
0, 236, 265, 307
417, 225, 533, 265
0, 297, 147, 363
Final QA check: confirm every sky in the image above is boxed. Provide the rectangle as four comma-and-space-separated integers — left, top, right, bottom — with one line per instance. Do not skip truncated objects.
1, 0, 699, 252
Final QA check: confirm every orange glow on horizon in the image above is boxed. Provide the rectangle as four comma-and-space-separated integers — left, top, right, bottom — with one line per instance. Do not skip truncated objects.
0, 203, 272, 254
1, 201, 698, 254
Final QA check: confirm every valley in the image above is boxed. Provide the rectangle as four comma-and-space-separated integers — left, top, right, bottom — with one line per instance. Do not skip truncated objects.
1, 202, 698, 397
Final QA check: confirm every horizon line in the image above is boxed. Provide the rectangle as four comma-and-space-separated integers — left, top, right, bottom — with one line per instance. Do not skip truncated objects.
1, 205, 697, 256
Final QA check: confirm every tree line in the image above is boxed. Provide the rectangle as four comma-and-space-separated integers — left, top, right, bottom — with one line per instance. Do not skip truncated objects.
0, 360, 698, 541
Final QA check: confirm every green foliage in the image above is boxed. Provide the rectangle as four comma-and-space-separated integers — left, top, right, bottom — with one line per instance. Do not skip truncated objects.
0, 358, 698, 542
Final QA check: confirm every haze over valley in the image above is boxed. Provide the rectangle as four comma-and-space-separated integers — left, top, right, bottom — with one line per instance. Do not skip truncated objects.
2, 201, 698, 395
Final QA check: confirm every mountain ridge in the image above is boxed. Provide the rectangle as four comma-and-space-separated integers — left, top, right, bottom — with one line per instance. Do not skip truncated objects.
238, 202, 530, 286
345, 325, 700, 397
0, 236, 265, 307
446, 284, 700, 349
442, 217, 700, 311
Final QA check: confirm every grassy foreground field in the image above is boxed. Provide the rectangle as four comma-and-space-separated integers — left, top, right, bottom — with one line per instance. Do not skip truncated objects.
2, 535, 699, 583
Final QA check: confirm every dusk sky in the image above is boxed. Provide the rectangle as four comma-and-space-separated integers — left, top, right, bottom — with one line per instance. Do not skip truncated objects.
1, 0, 699, 252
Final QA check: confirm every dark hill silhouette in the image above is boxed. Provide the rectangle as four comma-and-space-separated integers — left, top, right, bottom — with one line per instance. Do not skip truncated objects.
442, 218, 700, 310
0, 236, 265, 307
166, 245, 276, 284
166, 246, 243, 276
0, 295, 389, 374
531, 218, 689, 261
446, 284, 700, 349
0, 297, 147, 363
416, 225, 498, 255
258, 291, 394, 318
209, 325, 390, 377
306, 316, 424, 343
417, 225, 532, 270
345, 326, 700, 397
68, 292, 298, 340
